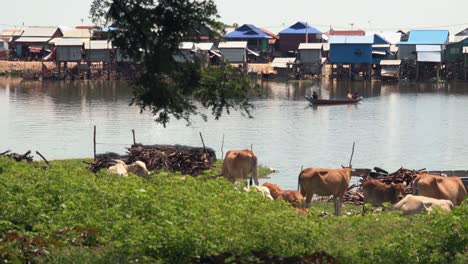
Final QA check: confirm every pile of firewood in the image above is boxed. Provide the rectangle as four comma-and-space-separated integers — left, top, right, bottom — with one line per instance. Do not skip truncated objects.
343, 167, 425, 205
87, 144, 217, 176
86, 152, 127, 173
126, 144, 216, 176
0, 150, 34, 163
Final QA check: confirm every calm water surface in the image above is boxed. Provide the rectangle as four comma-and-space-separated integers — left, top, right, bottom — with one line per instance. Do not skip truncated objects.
1, 77, 468, 189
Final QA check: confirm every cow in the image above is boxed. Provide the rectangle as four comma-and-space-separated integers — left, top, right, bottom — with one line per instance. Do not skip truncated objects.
393, 194, 454, 215
262, 182, 305, 208
362, 179, 406, 206
244, 185, 274, 200
127, 160, 151, 177
221, 149, 259, 185
413, 174, 467, 205
108, 160, 128, 176
108, 160, 150, 177
298, 166, 352, 216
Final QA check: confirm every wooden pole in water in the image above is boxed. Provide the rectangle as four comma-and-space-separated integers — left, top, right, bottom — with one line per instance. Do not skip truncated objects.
199, 132, 206, 153
221, 134, 225, 160
93, 125, 96, 161
132, 129, 136, 145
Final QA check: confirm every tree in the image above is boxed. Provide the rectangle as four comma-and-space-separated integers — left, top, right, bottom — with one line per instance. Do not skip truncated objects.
90, 0, 255, 126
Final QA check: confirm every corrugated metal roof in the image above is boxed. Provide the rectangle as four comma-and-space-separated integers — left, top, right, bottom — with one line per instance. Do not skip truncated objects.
372, 44, 391, 48
0, 29, 23, 37
298, 43, 322, 50
279, 22, 322, 35
325, 30, 365, 36
380, 60, 401, 65
179, 42, 195, 50
329, 36, 374, 44
416, 45, 441, 52
400, 30, 449, 45
271, 57, 296, 68
85, 40, 112, 50
463, 47, 468, 54
194, 42, 214, 51
15, 37, 52, 43
55, 38, 84, 46
218, 41, 247, 49
455, 27, 468, 36
62, 28, 93, 38
366, 31, 402, 44
224, 24, 272, 39
21, 27, 60, 37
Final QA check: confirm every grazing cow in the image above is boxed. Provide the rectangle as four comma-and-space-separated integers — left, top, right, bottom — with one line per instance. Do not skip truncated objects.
108, 160, 150, 177
108, 160, 128, 176
298, 166, 352, 216
221, 149, 259, 185
127, 161, 151, 177
362, 179, 406, 206
263, 182, 305, 208
393, 194, 454, 215
244, 186, 274, 200
413, 174, 467, 205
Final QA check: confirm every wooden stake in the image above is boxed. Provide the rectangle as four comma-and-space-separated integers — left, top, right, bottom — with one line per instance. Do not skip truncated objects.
36, 151, 50, 166
199, 132, 206, 153
349, 141, 355, 167
93, 125, 96, 161
221, 134, 225, 160
132, 129, 136, 145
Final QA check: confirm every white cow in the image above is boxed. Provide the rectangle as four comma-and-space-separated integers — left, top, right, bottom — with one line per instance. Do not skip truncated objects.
108, 160, 150, 177
393, 195, 454, 215
244, 185, 274, 200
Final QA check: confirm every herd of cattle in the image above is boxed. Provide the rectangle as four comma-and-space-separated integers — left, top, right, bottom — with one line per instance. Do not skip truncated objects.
220, 149, 467, 216
106, 148, 467, 216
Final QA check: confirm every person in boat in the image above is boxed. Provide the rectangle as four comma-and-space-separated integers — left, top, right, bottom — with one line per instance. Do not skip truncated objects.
352, 92, 359, 100
347, 92, 353, 99
312, 91, 318, 100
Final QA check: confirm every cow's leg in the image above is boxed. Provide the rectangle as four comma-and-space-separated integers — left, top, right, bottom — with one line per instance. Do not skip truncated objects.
304, 193, 313, 209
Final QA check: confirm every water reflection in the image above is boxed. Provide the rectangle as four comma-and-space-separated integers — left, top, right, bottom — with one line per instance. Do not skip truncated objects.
1, 77, 468, 189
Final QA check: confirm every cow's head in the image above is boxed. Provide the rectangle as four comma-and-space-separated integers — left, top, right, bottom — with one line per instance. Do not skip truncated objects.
392, 182, 406, 201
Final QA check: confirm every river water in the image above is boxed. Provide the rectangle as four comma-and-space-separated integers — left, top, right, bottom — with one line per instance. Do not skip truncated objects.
1, 77, 468, 189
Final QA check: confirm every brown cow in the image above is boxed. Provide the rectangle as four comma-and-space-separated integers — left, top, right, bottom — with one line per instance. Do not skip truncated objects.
263, 182, 305, 208
413, 174, 467, 205
221, 149, 259, 185
298, 166, 352, 216
363, 179, 406, 206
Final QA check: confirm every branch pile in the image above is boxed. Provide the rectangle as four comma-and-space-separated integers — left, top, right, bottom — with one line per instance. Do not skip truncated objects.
126, 144, 216, 176
0, 150, 34, 163
86, 152, 127, 173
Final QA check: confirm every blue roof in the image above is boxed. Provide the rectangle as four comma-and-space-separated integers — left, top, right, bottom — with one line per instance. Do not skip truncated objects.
399, 30, 449, 44
329, 36, 374, 44
224, 24, 272, 39
279, 22, 322, 35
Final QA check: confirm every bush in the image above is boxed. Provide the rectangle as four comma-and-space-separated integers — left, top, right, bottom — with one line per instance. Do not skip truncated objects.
0, 157, 466, 263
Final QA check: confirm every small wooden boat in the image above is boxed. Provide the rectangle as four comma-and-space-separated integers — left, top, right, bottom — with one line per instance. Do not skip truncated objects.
305, 96, 363, 105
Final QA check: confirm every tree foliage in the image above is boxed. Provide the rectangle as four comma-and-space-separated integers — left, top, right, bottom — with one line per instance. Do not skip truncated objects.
90, 0, 255, 126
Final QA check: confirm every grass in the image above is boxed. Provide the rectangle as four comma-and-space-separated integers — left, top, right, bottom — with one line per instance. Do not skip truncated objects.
0, 157, 466, 263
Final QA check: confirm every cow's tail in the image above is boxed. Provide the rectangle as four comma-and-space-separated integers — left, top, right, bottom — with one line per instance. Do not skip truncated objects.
251, 154, 259, 186
297, 170, 304, 194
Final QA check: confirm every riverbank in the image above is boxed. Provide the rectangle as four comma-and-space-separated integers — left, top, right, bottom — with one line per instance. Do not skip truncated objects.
0, 157, 466, 263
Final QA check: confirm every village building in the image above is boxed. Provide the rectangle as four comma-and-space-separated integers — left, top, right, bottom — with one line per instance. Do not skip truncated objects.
453, 27, 468, 43
218, 41, 248, 64
328, 35, 374, 80
380, 60, 401, 81
271, 57, 296, 78
278, 22, 322, 55
297, 43, 323, 75
398, 30, 449, 80
12, 27, 62, 60
224, 24, 272, 61
0, 29, 23, 45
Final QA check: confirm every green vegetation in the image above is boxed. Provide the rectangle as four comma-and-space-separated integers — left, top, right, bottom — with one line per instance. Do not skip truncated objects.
0, 157, 466, 263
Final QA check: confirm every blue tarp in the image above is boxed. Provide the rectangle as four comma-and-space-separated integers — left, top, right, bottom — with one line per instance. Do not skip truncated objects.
224, 24, 272, 39
399, 30, 449, 45
279, 22, 322, 35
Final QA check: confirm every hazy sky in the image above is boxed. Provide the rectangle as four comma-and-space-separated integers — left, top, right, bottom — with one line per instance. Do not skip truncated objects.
1, 0, 467, 34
